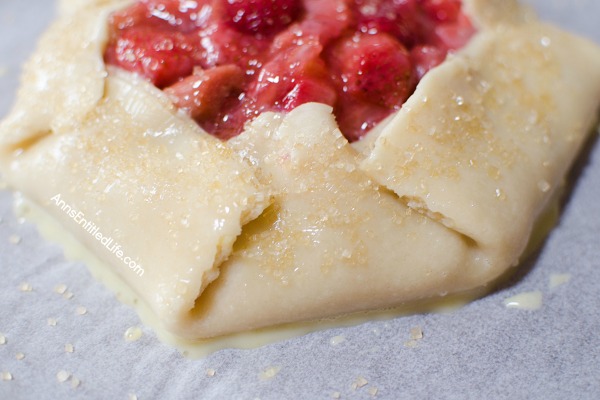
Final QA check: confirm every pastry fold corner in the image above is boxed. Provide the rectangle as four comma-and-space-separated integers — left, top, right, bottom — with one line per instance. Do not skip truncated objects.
0, 2, 271, 330
1, 0, 600, 339
361, 19, 600, 282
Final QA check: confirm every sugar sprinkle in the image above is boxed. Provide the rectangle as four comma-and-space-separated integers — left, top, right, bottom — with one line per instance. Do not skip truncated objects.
550, 273, 571, 289
9, 234, 21, 245
329, 335, 346, 346
19, 282, 33, 292
71, 377, 81, 388
410, 326, 423, 340
54, 284, 67, 295
351, 376, 368, 390
124, 327, 143, 342
504, 291, 543, 310
260, 366, 281, 380
76, 306, 87, 315
57, 370, 70, 383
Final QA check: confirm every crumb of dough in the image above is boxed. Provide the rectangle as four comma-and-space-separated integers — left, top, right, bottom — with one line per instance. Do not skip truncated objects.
54, 284, 67, 295
410, 326, 423, 340
206, 369, 216, 377
19, 282, 32, 292
404, 340, 418, 348
1, 372, 12, 381
369, 387, 379, 397
331, 392, 341, 399
259, 366, 281, 380
8, 234, 21, 245
47, 318, 57, 326
63, 292, 74, 300
128, 394, 138, 400
0, 334, 6, 345
57, 370, 70, 383
15, 353, 25, 361
76, 306, 87, 315
65, 344, 74, 353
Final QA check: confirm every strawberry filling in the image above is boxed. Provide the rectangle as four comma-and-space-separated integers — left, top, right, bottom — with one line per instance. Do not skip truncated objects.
105, 0, 476, 141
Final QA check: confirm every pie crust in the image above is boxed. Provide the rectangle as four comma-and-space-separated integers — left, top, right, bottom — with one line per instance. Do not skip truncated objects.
1, 0, 600, 339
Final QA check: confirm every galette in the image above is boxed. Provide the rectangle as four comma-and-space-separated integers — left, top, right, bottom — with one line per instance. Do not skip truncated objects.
1, 0, 600, 340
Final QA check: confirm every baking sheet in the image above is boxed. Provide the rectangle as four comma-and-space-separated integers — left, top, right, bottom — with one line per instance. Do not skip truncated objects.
1, 1, 599, 398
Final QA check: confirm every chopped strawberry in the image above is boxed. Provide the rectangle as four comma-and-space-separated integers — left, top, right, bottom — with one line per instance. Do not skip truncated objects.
329, 33, 415, 109
335, 97, 392, 142
164, 64, 245, 120
251, 34, 327, 108
282, 79, 338, 111
419, 0, 461, 23
224, 0, 302, 35
300, 0, 353, 43
354, 0, 423, 47
432, 13, 476, 50
105, 27, 198, 88
109, 2, 150, 30
411, 44, 446, 79
105, 0, 476, 141
110, 0, 211, 32
196, 22, 269, 70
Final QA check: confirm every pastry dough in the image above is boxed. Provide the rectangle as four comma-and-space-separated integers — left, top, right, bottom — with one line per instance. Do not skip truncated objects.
1, 0, 600, 339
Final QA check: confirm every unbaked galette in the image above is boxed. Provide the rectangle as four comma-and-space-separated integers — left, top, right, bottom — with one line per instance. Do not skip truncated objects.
1, 0, 600, 340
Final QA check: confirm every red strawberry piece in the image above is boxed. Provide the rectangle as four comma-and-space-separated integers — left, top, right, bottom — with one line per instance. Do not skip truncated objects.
432, 13, 476, 50
419, 0, 461, 23
354, 0, 423, 47
164, 64, 245, 120
224, 0, 302, 35
334, 96, 392, 142
410, 44, 446, 79
251, 34, 327, 108
110, 0, 210, 33
329, 33, 416, 108
300, 0, 353, 44
282, 78, 338, 111
105, 27, 198, 88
